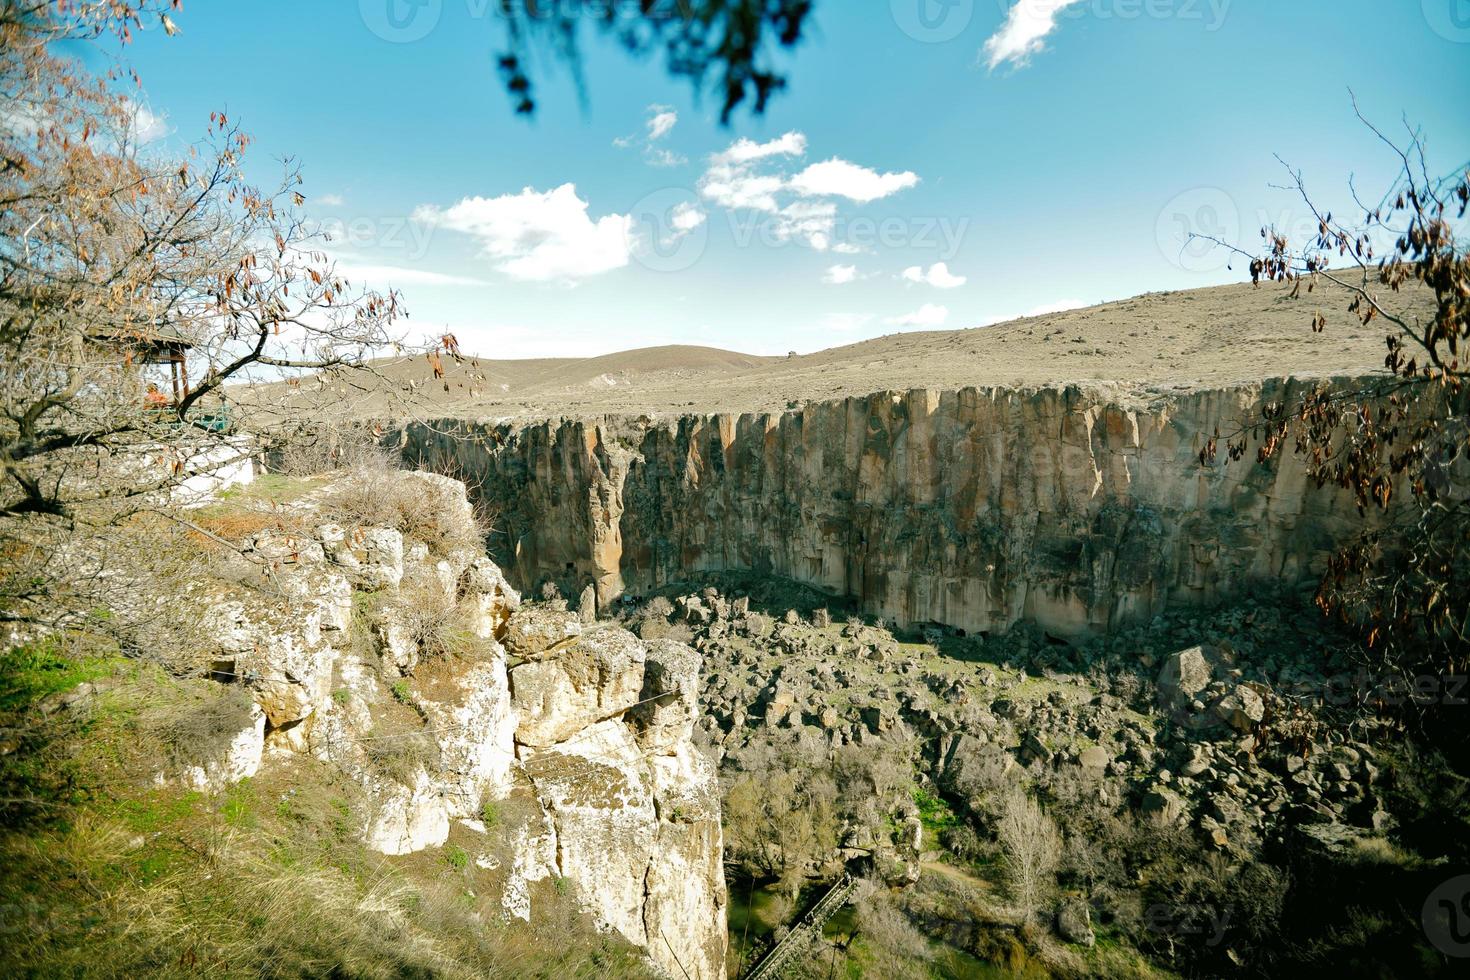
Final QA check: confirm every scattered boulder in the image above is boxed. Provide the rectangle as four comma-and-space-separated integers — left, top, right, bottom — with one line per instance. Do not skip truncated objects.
1141, 786, 1187, 826
1215, 685, 1266, 733
510, 629, 646, 746
503, 606, 583, 658
1057, 897, 1096, 947
631, 639, 701, 752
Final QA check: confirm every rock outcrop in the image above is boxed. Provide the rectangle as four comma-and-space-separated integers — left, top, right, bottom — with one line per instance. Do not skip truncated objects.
190, 471, 726, 979
395, 378, 1376, 638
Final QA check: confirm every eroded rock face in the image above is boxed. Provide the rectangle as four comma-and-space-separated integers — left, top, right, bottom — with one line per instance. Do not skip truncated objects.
503, 605, 583, 657
510, 627, 645, 746
195, 470, 725, 979
401, 380, 1375, 637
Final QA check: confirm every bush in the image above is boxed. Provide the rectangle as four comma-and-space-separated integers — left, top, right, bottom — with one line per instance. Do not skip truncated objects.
325, 461, 483, 556
389, 568, 482, 661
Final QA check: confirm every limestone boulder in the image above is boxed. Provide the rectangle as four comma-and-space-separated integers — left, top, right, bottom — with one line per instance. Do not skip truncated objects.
238, 619, 334, 731
350, 527, 404, 589
1215, 685, 1266, 732
363, 769, 451, 856
631, 639, 702, 753
1057, 897, 1096, 947
510, 628, 646, 746
176, 701, 265, 793
1158, 645, 1214, 707
419, 657, 519, 813
503, 606, 583, 658
645, 745, 727, 980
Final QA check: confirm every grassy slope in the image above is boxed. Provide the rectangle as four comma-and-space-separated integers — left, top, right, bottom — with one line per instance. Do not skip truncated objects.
0, 635, 652, 979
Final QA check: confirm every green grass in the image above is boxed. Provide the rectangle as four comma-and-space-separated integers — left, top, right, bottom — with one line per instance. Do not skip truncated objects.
0, 723, 654, 979
0, 636, 121, 713
914, 787, 961, 840
218, 471, 319, 505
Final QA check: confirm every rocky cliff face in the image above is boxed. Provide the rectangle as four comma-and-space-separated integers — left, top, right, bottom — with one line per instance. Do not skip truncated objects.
397, 379, 1372, 638
187, 471, 726, 980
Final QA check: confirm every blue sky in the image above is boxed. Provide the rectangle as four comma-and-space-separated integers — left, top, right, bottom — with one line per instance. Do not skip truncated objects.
121, 1, 1470, 358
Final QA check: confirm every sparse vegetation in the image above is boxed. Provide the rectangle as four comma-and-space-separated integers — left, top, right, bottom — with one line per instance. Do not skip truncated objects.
0, 625, 651, 979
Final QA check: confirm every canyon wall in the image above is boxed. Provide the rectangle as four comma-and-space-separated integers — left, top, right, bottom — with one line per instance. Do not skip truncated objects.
397, 379, 1372, 638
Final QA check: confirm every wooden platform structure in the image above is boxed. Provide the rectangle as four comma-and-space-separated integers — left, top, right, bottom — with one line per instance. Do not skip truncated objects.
88, 324, 194, 402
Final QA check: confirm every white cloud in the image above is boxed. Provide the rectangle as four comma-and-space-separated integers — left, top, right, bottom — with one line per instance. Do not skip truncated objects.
614, 104, 687, 167
414, 184, 632, 283
789, 158, 919, 203
316, 193, 345, 207
701, 169, 787, 212
332, 257, 487, 287
823, 264, 859, 285
125, 99, 172, 144
983, 0, 1086, 69
776, 200, 837, 250
668, 201, 707, 240
832, 242, 866, 255
901, 261, 967, 289
647, 107, 678, 141
713, 131, 807, 165
645, 147, 685, 168
699, 132, 918, 254
887, 303, 950, 328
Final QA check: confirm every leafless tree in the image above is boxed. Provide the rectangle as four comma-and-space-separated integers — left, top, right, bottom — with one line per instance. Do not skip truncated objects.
1195, 102, 1469, 677
0, 1, 451, 631
997, 785, 1059, 924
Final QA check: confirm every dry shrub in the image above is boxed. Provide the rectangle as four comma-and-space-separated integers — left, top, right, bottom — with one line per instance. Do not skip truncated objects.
848, 881, 936, 977
327, 460, 485, 556
364, 727, 441, 785
188, 508, 291, 543
140, 681, 257, 773
0, 803, 653, 979
271, 423, 390, 477
390, 567, 481, 662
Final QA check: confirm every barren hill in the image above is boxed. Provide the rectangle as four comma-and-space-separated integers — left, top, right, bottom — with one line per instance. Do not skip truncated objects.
268, 278, 1431, 422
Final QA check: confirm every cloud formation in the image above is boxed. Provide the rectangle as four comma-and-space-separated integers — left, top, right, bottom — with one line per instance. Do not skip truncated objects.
698, 131, 918, 252
983, 0, 1086, 69
823, 264, 859, 285
901, 261, 967, 289
789, 159, 919, 202
415, 184, 632, 283
615, 104, 687, 167
887, 303, 950, 328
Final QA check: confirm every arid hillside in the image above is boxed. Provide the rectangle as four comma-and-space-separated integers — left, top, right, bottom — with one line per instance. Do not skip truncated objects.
261, 278, 1433, 422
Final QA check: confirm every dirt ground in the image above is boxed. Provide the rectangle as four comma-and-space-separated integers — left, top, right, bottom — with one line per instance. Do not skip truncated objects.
259, 277, 1433, 422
